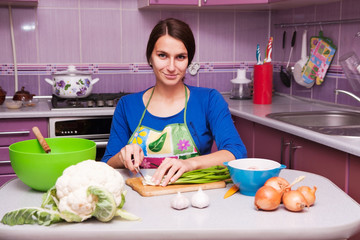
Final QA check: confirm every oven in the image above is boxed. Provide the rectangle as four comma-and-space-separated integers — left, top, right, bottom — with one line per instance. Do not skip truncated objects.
49, 116, 113, 161
48, 92, 129, 161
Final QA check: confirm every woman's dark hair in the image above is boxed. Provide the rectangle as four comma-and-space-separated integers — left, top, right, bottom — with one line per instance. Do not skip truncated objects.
146, 18, 196, 67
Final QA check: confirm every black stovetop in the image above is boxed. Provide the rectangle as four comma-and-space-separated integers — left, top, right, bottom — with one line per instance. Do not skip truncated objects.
51, 93, 129, 109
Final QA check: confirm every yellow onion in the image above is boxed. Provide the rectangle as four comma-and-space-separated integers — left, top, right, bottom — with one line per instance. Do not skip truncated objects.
254, 186, 281, 211
283, 190, 309, 212
297, 186, 317, 206
264, 177, 290, 194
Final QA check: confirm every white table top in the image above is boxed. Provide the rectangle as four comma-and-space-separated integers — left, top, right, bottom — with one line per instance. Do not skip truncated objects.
0, 169, 359, 240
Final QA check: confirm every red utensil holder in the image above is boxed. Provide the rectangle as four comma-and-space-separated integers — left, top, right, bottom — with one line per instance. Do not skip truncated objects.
253, 64, 273, 104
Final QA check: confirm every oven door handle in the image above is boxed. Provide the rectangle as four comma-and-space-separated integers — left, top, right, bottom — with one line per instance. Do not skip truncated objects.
93, 141, 108, 148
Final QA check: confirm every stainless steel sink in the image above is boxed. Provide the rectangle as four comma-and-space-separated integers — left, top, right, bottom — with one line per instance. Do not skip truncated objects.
266, 110, 360, 136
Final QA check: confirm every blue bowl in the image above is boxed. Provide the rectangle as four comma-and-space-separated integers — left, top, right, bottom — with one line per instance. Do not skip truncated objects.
224, 158, 286, 196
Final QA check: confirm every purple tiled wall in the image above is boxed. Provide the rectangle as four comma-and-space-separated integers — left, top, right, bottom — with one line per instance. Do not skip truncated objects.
271, 0, 360, 108
1, 0, 360, 108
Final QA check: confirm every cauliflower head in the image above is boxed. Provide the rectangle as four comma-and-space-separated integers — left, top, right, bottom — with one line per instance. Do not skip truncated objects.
55, 160, 125, 220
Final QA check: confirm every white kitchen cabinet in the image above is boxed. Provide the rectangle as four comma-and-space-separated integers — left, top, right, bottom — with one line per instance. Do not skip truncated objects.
0, 118, 48, 187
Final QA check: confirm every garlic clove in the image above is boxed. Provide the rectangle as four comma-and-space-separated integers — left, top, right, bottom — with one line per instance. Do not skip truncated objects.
191, 188, 210, 209
171, 192, 190, 210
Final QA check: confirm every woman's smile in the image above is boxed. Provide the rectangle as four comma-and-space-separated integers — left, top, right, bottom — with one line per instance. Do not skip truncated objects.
163, 73, 178, 80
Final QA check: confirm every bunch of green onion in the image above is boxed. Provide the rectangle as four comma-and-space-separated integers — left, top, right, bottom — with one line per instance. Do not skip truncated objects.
173, 166, 230, 184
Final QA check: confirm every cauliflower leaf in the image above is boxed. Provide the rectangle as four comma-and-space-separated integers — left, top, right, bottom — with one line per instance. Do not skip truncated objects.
87, 186, 117, 222
1, 207, 62, 226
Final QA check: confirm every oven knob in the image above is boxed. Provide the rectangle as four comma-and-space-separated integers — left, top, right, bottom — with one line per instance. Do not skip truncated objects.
87, 100, 95, 107
106, 99, 114, 107
97, 100, 104, 107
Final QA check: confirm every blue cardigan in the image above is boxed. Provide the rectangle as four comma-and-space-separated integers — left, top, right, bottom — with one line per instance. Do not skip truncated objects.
101, 85, 247, 163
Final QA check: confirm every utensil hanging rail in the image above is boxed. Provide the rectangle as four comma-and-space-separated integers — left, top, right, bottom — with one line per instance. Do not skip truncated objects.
275, 18, 360, 28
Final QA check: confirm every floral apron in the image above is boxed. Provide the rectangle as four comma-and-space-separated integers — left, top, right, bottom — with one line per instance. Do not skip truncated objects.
128, 86, 200, 168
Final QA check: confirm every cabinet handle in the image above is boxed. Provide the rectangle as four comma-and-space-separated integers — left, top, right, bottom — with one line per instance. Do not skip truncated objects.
0, 131, 30, 135
0, 161, 11, 165
280, 137, 290, 165
94, 141, 108, 148
289, 141, 302, 169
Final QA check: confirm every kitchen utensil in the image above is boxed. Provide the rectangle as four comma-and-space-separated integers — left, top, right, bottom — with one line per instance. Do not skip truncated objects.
224, 158, 286, 196
5, 100, 22, 109
131, 157, 145, 181
126, 177, 226, 197
256, 44, 261, 65
23, 98, 38, 107
0, 86, 6, 105
263, 37, 273, 63
279, 31, 290, 87
293, 30, 312, 88
135, 167, 145, 180
44, 65, 100, 98
13, 86, 35, 101
230, 69, 252, 100
9, 138, 96, 191
339, 51, 360, 92
280, 31, 296, 87
32, 126, 51, 153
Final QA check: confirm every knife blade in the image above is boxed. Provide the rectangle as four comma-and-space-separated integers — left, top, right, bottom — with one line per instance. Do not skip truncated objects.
135, 166, 145, 181
131, 155, 145, 181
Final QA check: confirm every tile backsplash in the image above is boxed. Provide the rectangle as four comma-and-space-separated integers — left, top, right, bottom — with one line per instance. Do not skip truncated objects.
1, 0, 360, 108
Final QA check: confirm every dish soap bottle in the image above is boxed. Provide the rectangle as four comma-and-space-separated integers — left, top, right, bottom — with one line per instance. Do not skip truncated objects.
230, 69, 252, 100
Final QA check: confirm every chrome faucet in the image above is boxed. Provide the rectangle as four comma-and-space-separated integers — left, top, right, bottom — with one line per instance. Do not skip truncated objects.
335, 89, 360, 102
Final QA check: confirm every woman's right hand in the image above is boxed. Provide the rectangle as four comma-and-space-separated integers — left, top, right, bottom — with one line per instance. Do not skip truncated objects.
119, 143, 144, 174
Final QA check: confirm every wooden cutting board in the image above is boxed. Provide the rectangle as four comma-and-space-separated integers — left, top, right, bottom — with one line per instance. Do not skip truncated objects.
126, 177, 226, 197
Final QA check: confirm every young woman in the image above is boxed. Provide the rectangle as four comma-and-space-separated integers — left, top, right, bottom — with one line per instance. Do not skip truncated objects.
102, 18, 246, 186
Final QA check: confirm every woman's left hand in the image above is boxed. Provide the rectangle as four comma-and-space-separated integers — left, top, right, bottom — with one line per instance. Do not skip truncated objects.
152, 158, 193, 186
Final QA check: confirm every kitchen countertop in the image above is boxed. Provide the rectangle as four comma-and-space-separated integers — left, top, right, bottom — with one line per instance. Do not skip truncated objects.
0, 169, 359, 240
1, 94, 360, 157
224, 94, 360, 158
0, 97, 115, 118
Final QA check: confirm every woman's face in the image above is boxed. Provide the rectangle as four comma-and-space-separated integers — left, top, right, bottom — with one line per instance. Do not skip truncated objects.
150, 35, 188, 86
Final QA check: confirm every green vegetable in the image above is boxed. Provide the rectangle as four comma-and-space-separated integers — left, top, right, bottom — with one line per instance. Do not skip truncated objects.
173, 166, 230, 184
87, 186, 117, 222
1, 208, 62, 226
1, 186, 139, 226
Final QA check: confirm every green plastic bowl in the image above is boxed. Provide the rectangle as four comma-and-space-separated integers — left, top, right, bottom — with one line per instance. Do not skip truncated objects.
9, 138, 96, 192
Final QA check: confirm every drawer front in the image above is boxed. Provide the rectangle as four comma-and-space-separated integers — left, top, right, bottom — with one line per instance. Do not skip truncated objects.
0, 118, 48, 146
0, 158, 14, 174
0, 174, 17, 187
0, 146, 10, 162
